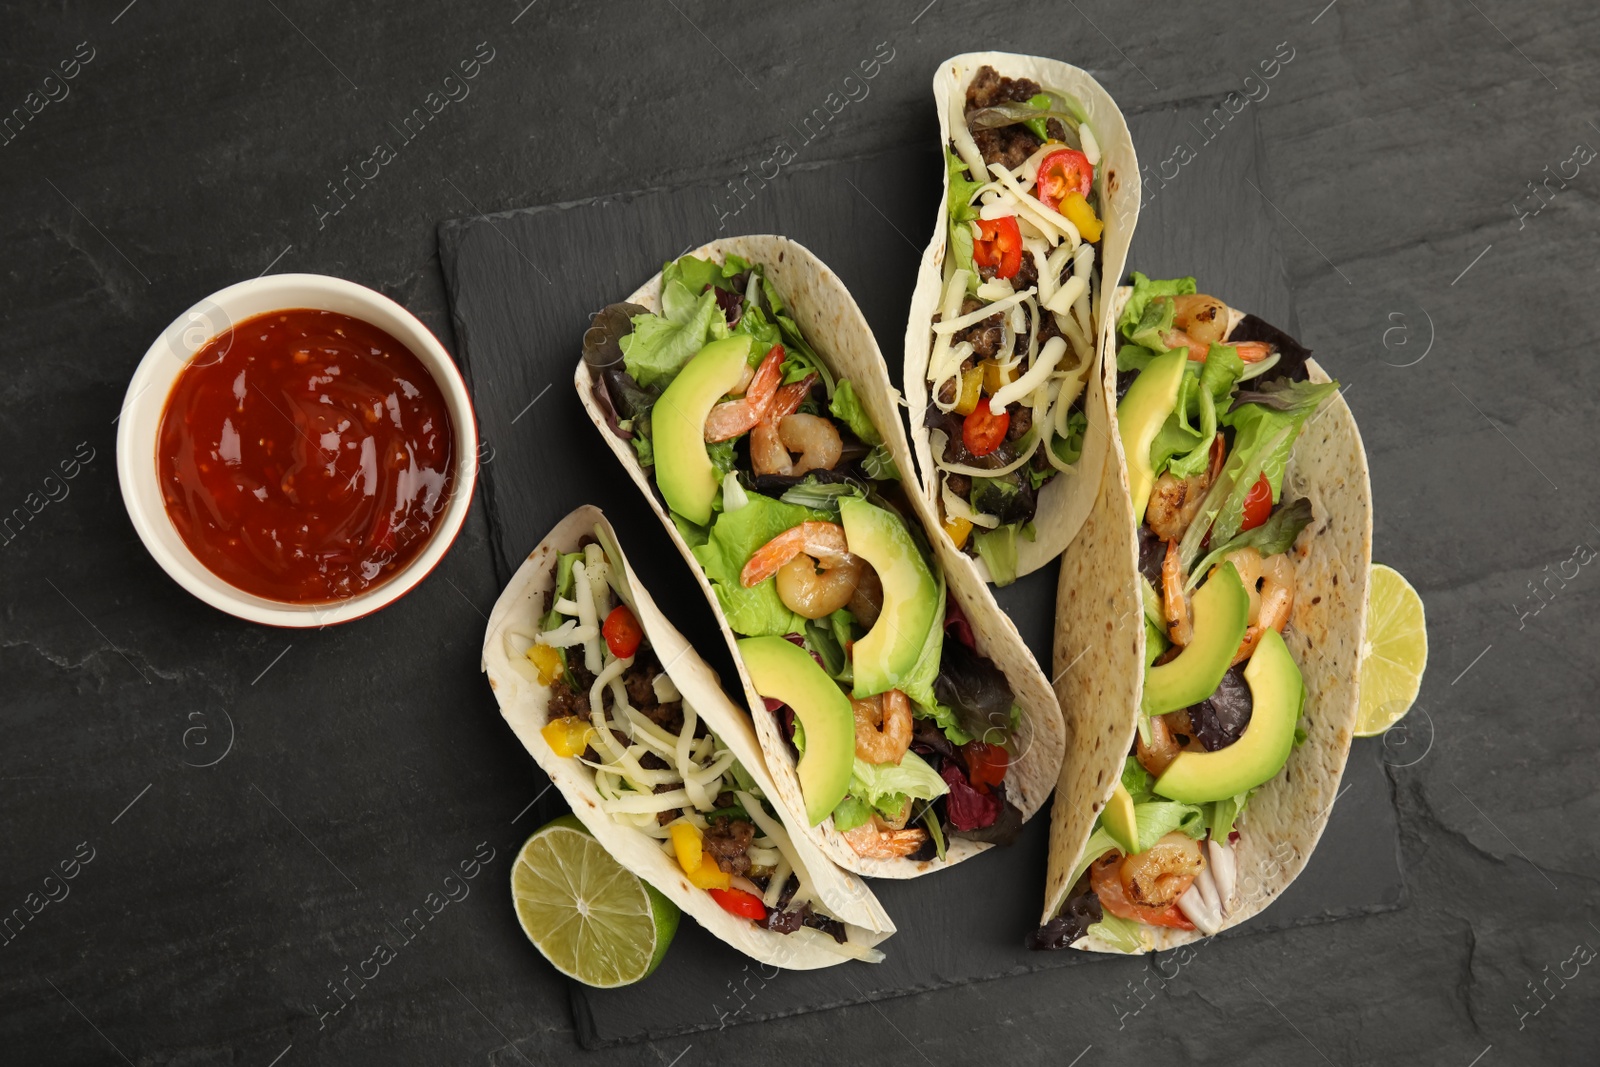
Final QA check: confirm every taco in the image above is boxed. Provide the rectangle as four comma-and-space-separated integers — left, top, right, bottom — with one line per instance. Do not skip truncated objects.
1037, 273, 1371, 952
903, 52, 1141, 585
575, 235, 1065, 878
482, 505, 894, 968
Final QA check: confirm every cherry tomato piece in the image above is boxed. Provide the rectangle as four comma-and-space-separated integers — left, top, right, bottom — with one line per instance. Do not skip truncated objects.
961, 740, 1009, 792
971, 215, 1023, 280
602, 604, 644, 659
1033, 148, 1093, 212
1239, 473, 1273, 533
1089, 852, 1195, 929
708, 887, 768, 921
962, 404, 1010, 457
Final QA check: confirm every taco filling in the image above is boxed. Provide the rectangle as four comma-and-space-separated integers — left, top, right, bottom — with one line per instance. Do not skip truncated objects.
513, 533, 857, 943
1035, 273, 1338, 951
588, 252, 1026, 862
924, 64, 1105, 584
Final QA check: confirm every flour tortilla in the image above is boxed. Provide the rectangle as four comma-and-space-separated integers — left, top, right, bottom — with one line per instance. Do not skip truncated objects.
903, 52, 1142, 583
482, 505, 894, 968
1044, 287, 1372, 952
574, 235, 1066, 878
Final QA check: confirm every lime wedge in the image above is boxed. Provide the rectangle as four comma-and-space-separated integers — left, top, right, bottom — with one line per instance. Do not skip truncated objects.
511, 814, 679, 987
1355, 564, 1428, 737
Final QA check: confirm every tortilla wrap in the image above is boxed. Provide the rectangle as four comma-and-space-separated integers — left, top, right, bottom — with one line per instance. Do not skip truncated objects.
903, 52, 1142, 583
575, 235, 1066, 878
1044, 287, 1372, 952
482, 505, 894, 968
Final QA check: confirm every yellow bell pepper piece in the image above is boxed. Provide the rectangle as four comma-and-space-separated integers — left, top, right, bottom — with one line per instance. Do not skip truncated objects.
669, 821, 703, 875
526, 643, 564, 686
686, 850, 731, 889
540, 716, 595, 759
943, 515, 974, 550
953, 365, 984, 416
1061, 192, 1103, 243
980, 358, 1016, 396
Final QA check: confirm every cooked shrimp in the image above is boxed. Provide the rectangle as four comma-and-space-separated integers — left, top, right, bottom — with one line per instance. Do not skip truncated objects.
703, 344, 785, 442
770, 373, 816, 419
750, 419, 793, 476
1147, 470, 1210, 543
776, 553, 864, 618
1146, 436, 1224, 543
1233, 552, 1295, 665
740, 521, 852, 587
1162, 539, 1192, 647
745, 376, 826, 475
1171, 294, 1229, 347
1135, 712, 1181, 777
777, 414, 841, 476
1161, 328, 1273, 364
842, 814, 927, 858
1220, 545, 1264, 624
1120, 832, 1204, 908
853, 689, 912, 764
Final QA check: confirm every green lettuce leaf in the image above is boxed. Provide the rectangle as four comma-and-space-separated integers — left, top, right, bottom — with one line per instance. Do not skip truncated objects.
946, 148, 981, 289
1188, 497, 1314, 590
1152, 345, 1246, 480
829, 379, 882, 445
662, 254, 721, 298
1087, 912, 1146, 953
849, 751, 948, 811
1118, 343, 1158, 374
1209, 380, 1338, 545
1118, 272, 1196, 337
898, 566, 970, 743
830, 795, 873, 832
620, 287, 726, 389
1133, 799, 1207, 852
692, 494, 829, 636
973, 523, 1019, 587
1206, 792, 1250, 839
735, 302, 786, 364
861, 444, 902, 481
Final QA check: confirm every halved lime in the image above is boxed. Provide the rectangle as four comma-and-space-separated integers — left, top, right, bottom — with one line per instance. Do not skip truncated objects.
511, 814, 679, 987
1355, 564, 1428, 737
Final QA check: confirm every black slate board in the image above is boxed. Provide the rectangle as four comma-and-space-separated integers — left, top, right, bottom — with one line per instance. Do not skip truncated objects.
438, 104, 1403, 1049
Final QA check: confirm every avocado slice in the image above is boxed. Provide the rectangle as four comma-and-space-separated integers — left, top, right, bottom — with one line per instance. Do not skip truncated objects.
651, 334, 754, 525
839, 496, 939, 698
1143, 562, 1249, 717
1153, 627, 1304, 804
737, 635, 854, 825
1116, 349, 1188, 524
1102, 780, 1139, 854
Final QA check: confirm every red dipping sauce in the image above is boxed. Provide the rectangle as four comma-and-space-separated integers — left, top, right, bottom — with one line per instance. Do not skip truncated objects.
157, 309, 455, 604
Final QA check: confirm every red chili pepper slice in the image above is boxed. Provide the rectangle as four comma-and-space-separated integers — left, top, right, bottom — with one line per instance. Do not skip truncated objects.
1033, 148, 1093, 212
602, 604, 644, 659
971, 215, 1023, 279
708, 887, 768, 921
962, 403, 1010, 457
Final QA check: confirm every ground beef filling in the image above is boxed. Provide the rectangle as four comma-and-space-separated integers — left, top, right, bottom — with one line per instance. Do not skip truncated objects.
965, 65, 1044, 170
703, 815, 756, 876
949, 296, 1004, 365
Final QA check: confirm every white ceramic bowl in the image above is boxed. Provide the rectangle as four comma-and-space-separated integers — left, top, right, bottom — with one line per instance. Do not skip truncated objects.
117, 274, 478, 627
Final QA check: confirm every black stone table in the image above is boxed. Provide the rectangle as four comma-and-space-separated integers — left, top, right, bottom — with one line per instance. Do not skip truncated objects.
2, 3, 1593, 1064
